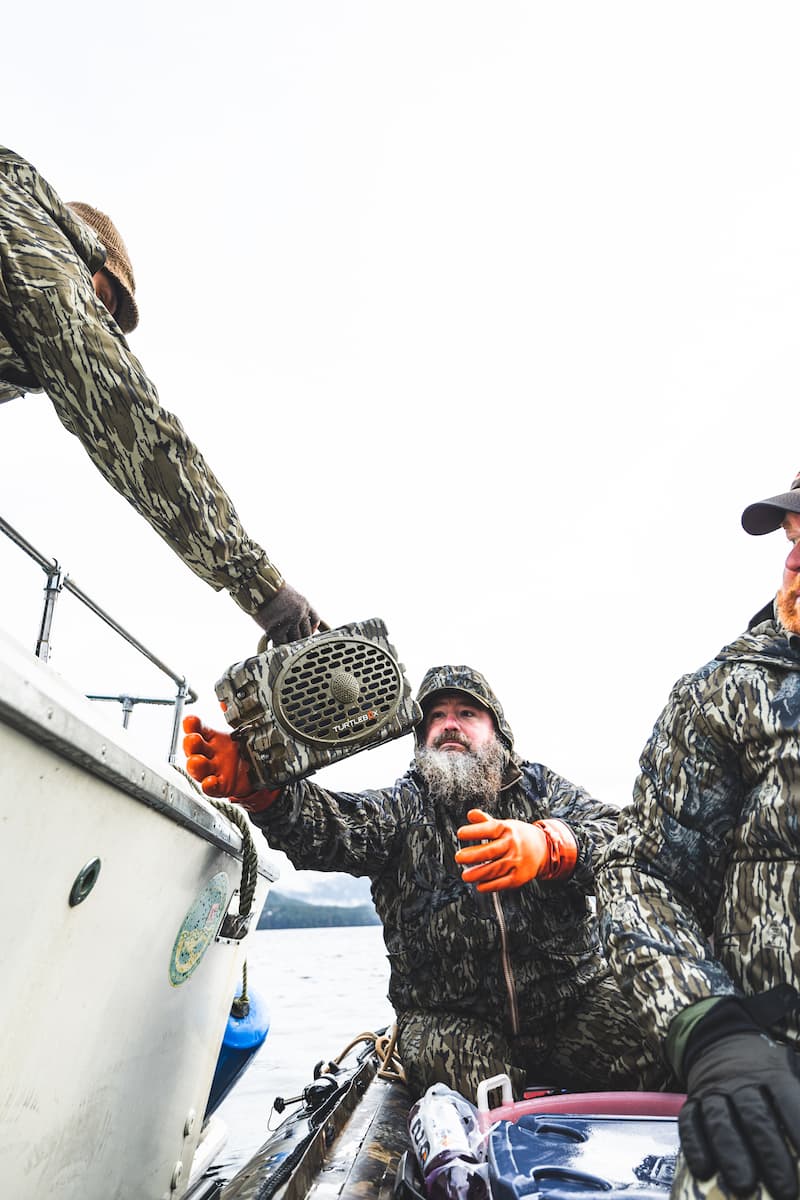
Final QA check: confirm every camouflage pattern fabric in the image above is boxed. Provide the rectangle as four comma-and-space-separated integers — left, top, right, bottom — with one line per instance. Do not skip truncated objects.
0, 146, 283, 614
415, 665, 516, 750
596, 608, 800, 1068
397, 969, 667, 1102
670, 1152, 799, 1200
216, 618, 422, 786
250, 666, 665, 1100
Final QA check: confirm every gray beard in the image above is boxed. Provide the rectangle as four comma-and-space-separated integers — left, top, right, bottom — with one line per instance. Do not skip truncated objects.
414, 738, 506, 818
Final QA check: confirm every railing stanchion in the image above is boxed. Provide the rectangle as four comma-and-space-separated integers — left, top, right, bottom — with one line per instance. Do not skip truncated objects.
168, 681, 190, 765
35, 561, 64, 663
2, 514, 196, 760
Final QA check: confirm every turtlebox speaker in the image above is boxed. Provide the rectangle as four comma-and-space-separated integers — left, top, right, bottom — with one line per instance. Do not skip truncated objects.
215, 617, 422, 788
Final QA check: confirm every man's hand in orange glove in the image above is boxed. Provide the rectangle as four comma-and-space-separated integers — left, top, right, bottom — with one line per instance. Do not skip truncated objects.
455, 809, 577, 892
182, 716, 279, 813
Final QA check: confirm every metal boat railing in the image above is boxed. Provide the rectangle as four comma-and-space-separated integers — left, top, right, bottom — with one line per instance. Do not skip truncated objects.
0, 514, 196, 762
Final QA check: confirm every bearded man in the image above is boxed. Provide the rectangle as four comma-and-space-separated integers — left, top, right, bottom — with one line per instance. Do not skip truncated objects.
597, 473, 800, 1200
184, 664, 663, 1101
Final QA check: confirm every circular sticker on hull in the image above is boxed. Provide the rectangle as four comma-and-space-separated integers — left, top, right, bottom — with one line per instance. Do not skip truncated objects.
169, 871, 230, 986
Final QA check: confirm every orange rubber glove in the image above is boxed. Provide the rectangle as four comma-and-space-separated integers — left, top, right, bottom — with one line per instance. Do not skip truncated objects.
182, 716, 280, 813
455, 809, 578, 892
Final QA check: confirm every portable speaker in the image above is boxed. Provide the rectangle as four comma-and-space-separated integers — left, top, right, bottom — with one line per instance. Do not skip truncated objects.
215, 617, 422, 788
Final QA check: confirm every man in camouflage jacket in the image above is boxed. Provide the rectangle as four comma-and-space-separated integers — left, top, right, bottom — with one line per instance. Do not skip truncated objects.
597, 473, 800, 1200
184, 664, 664, 1101
0, 145, 317, 643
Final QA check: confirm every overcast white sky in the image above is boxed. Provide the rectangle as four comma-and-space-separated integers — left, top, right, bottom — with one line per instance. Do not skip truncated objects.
3, 3, 800, 890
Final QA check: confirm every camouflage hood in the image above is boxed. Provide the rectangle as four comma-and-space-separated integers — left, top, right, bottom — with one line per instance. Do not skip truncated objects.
414, 664, 515, 749
715, 611, 800, 674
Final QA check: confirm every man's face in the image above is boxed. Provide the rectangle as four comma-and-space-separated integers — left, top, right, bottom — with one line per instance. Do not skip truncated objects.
423, 693, 497, 754
92, 269, 120, 320
777, 512, 800, 633
416, 692, 505, 816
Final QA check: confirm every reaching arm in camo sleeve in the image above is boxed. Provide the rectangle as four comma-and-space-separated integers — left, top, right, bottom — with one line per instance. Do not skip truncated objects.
250, 776, 408, 877
596, 665, 742, 1046
0, 152, 283, 616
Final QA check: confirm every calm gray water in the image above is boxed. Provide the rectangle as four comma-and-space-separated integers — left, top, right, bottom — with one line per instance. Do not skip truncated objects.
211, 924, 394, 1180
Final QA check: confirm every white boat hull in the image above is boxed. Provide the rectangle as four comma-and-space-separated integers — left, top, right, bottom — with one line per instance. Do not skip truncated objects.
0, 629, 278, 1199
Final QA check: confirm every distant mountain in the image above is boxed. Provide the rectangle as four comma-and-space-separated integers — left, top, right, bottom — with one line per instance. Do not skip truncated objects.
270, 867, 374, 907
258, 889, 381, 930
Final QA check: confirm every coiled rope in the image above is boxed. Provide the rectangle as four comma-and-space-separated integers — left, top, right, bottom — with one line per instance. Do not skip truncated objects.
171, 768, 403, 1075
321, 1024, 405, 1084
172, 763, 260, 1013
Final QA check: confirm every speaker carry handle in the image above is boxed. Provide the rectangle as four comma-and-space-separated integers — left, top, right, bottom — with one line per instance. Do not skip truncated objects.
257, 618, 331, 656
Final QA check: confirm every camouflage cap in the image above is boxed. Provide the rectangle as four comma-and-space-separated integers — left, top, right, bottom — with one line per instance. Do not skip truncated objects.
68, 201, 139, 334
415, 664, 514, 749
742, 469, 800, 536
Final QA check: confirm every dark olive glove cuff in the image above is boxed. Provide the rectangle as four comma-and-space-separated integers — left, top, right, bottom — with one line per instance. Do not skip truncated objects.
669, 984, 800, 1083
666, 997, 727, 1083
681, 997, 761, 1076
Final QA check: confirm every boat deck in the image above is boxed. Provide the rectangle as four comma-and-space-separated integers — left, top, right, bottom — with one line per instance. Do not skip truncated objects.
221, 1057, 410, 1200
217, 1045, 686, 1200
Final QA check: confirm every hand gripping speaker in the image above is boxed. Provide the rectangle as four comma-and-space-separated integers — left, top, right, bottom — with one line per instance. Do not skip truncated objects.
215, 617, 422, 788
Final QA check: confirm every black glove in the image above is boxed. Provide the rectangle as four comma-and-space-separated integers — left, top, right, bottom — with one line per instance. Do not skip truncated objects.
253, 584, 320, 645
680, 1028, 800, 1200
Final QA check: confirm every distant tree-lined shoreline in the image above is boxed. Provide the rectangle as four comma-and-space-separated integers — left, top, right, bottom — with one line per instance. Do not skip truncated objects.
257, 890, 381, 930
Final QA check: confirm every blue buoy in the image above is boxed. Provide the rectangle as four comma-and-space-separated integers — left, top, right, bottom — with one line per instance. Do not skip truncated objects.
206, 988, 270, 1117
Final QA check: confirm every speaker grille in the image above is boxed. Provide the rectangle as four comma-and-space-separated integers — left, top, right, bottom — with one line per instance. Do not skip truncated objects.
272, 636, 402, 748
216, 617, 421, 786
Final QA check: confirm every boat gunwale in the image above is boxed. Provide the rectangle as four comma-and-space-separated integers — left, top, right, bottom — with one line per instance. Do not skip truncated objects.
220, 1055, 411, 1200
0, 629, 277, 876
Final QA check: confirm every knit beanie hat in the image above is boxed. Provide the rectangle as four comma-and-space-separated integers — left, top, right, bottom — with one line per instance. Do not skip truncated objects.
68, 201, 139, 333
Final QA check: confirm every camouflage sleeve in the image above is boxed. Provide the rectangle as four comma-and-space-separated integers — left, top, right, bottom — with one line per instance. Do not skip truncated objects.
4, 217, 283, 614
252, 777, 405, 877
596, 667, 741, 1046
537, 765, 622, 893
